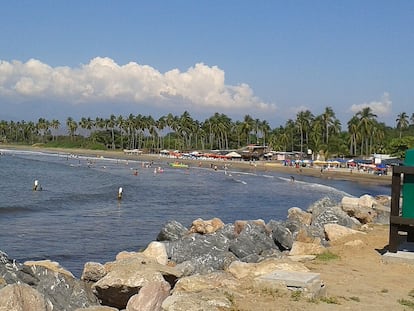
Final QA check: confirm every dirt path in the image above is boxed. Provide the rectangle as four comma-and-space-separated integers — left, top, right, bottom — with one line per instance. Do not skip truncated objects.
231, 225, 414, 311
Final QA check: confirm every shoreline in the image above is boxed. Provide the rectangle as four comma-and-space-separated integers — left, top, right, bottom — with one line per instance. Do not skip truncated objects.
1, 144, 392, 187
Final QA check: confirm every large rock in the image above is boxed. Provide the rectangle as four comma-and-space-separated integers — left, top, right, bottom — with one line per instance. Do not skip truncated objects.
166, 232, 231, 262
162, 291, 233, 311
340, 194, 390, 225
142, 241, 168, 265
81, 262, 107, 282
93, 254, 180, 309
287, 207, 312, 226
217, 223, 237, 240
156, 220, 188, 242
0, 252, 98, 310
175, 251, 237, 276
173, 271, 240, 293
189, 218, 224, 234
23, 260, 98, 310
234, 219, 266, 235
165, 231, 237, 275
324, 223, 366, 242
311, 205, 357, 230
229, 222, 277, 260
307, 196, 338, 215
0, 251, 37, 286
341, 196, 377, 224
295, 227, 324, 244
267, 220, 293, 250
254, 270, 326, 299
126, 280, 170, 311
227, 258, 309, 279
162, 272, 240, 311
0, 283, 51, 311
358, 194, 377, 208
375, 195, 391, 207
284, 218, 306, 237
288, 241, 326, 256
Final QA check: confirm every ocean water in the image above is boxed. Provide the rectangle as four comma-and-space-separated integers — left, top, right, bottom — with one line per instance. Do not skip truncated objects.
0, 149, 390, 277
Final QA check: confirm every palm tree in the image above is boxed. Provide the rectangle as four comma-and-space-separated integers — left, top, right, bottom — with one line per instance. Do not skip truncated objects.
117, 115, 125, 149
125, 114, 136, 149
0, 120, 7, 142
156, 116, 166, 150
66, 117, 78, 141
79, 117, 94, 137
259, 120, 271, 147
356, 107, 377, 156
50, 119, 60, 141
36, 118, 49, 143
165, 113, 177, 149
217, 114, 232, 150
241, 115, 254, 145
295, 111, 309, 154
396, 112, 409, 138
347, 116, 360, 155
105, 114, 117, 149
275, 128, 290, 152
284, 119, 296, 151
320, 106, 337, 146
310, 116, 324, 157
295, 110, 314, 154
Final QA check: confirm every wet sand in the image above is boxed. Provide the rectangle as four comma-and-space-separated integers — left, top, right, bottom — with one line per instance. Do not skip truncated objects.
1, 144, 392, 186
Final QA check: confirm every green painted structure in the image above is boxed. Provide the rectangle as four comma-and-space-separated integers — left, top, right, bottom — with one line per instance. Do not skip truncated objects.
389, 149, 414, 252
402, 149, 414, 218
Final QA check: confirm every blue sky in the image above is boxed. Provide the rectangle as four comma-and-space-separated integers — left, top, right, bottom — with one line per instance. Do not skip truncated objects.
1, 0, 413, 128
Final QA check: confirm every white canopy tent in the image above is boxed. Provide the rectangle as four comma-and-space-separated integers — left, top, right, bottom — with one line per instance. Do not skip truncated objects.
225, 151, 242, 158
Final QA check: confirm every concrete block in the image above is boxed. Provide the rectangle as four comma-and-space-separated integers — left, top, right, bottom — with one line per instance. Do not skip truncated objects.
255, 270, 326, 299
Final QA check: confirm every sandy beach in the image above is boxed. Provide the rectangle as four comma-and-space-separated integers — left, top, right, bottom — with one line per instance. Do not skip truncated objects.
1, 144, 392, 187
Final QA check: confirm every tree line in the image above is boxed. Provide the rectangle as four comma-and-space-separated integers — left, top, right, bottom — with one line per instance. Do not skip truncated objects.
1, 107, 414, 158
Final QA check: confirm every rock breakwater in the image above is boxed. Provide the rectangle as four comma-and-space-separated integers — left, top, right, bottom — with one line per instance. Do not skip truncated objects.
0, 194, 390, 311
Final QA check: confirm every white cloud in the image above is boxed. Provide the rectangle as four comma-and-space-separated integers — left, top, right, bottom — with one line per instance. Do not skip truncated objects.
350, 92, 392, 117
0, 57, 276, 115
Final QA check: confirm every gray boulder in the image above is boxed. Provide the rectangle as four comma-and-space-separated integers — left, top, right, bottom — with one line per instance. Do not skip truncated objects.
165, 232, 231, 263
229, 222, 277, 260
311, 205, 357, 229
165, 231, 237, 275
176, 251, 238, 276
217, 223, 237, 240
267, 220, 293, 250
0, 251, 37, 286
156, 220, 188, 242
307, 196, 338, 216
24, 261, 98, 311
0, 253, 97, 311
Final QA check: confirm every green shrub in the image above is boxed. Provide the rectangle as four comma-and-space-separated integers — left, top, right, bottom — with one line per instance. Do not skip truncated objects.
315, 251, 340, 261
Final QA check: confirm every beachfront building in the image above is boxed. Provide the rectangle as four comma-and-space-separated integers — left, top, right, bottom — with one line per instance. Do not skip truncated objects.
239, 144, 268, 160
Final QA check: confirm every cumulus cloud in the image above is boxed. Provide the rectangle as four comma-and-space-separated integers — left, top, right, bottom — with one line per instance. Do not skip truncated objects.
0, 57, 276, 115
350, 92, 392, 117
